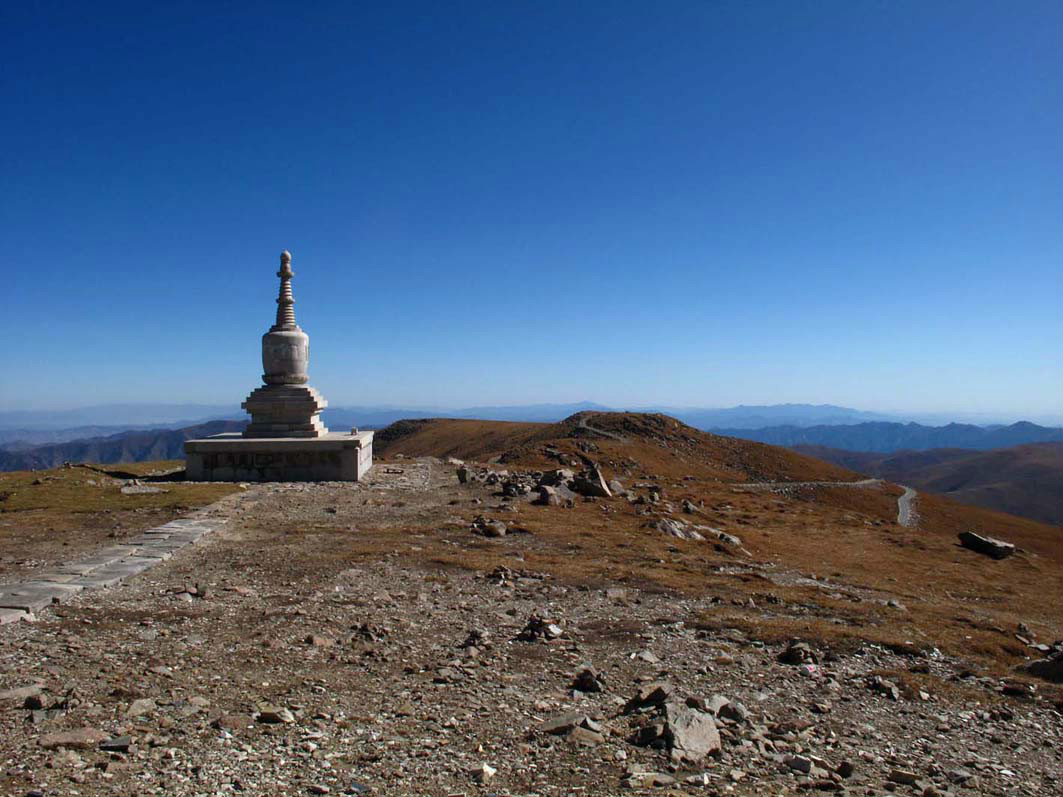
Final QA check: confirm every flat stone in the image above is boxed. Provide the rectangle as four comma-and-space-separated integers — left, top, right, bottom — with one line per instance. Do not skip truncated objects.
958, 531, 1015, 559
0, 684, 42, 702
99, 735, 131, 752
39, 727, 109, 750
541, 712, 588, 735
127, 697, 156, 718
0, 608, 32, 625
256, 705, 295, 724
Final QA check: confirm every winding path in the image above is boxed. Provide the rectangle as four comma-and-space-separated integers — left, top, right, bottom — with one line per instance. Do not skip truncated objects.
731, 477, 918, 529
897, 485, 919, 528
733, 477, 884, 491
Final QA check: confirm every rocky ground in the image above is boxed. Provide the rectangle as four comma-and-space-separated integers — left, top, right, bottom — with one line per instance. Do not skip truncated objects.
0, 459, 1060, 797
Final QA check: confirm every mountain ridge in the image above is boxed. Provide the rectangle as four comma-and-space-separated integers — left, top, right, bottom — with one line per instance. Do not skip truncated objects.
715, 420, 1063, 452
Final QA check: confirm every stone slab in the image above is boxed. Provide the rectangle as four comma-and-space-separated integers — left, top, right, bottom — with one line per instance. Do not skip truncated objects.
0, 589, 59, 612
185, 431, 373, 482
71, 572, 127, 589
89, 560, 155, 581
33, 573, 82, 583
72, 546, 141, 568
20, 581, 84, 594
137, 540, 192, 552
132, 548, 173, 560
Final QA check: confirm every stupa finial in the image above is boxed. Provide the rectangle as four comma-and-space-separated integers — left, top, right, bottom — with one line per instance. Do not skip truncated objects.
272, 250, 297, 330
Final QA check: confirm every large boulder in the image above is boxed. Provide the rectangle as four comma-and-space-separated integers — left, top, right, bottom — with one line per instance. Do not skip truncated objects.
958, 531, 1015, 560
539, 468, 575, 487
571, 466, 612, 498
1026, 652, 1063, 683
662, 702, 721, 763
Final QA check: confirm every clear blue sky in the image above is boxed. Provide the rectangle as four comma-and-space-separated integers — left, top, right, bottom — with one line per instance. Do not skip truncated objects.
4, 1, 1061, 417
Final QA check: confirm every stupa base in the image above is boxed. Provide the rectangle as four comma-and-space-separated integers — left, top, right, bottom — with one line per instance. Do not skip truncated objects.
184, 431, 373, 482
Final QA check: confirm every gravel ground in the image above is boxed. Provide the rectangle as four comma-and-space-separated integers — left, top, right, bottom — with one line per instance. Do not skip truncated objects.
0, 461, 1060, 797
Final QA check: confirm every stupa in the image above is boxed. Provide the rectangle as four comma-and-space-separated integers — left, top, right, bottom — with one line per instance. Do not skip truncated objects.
184, 251, 373, 481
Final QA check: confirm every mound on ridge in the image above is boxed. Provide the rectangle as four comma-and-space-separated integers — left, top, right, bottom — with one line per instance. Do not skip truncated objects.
377, 411, 861, 484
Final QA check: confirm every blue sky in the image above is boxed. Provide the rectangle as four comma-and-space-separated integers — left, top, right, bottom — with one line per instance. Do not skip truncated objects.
4, 1, 1061, 418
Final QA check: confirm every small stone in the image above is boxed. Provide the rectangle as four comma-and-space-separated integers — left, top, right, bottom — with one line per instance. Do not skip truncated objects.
126, 697, 156, 718
623, 681, 674, 713
889, 769, 920, 785
778, 640, 817, 664
256, 705, 295, 724
470, 762, 496, 784
99, 735, 131, 753
213, 713, 253, 731
541, 712, 587, 735
572, 667, 604, 693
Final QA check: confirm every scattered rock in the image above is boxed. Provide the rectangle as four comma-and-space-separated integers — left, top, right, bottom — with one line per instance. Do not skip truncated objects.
516, 612, 564, 642
126, 697, 156, 718
654, 518, 704, 541
571, 465, 612, 498
470, 762, 496, 784
472, 516, 507, 538
1026, 651, 1063, 683
255, 705, 295, 724
623, 681, 675, 714
662, 701, 721, 763
778, 640, 817, 665
571, 667, 604, 693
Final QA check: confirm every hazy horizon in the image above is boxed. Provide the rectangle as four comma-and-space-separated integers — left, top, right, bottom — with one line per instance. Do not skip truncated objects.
1, 398, 1061, 429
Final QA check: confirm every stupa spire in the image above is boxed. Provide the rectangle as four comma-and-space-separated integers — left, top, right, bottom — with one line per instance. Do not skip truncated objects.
272, 250, 298, 331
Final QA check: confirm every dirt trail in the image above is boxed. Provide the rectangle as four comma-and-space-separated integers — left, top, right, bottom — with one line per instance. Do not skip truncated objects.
733, 477, 883, 491
577, 413, 628, 442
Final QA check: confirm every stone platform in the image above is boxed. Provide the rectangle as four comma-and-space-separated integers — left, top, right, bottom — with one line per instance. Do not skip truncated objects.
185, 431, 373, 482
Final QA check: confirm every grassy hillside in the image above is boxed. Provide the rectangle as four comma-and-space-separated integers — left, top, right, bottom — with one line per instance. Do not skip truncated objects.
375, 411, 1063, 675
797, 442, 1063, 525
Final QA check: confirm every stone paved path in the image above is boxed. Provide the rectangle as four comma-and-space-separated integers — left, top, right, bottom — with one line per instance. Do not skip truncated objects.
0, 515, 228, 625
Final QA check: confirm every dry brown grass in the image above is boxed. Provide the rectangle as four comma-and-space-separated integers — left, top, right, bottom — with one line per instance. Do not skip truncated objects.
0, 464, 239, 577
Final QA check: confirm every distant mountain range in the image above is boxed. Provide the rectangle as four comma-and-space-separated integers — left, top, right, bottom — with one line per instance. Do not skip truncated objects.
797, 442, 1063, 526
0, 421, 245, 471
0, 400, 968, 442
714, 421, 1063, 453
